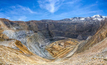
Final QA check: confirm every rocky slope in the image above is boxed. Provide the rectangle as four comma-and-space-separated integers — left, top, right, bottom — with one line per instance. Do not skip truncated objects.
76, 18, 107, 53
0, 15, 104, 40
0, 15, 107, 65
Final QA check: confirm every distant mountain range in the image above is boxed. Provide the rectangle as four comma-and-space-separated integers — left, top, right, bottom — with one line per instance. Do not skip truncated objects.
60, 15, 107, 21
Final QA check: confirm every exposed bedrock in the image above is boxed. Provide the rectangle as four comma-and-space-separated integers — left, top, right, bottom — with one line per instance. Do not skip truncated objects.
3, 29, 53, 59
0, 18, 104, 59
0, 18, 102, 40
1, 18, 107, 64
0, 18, 106, 59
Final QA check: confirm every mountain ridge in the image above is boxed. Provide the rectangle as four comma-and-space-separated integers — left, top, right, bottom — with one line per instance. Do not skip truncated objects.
0, 15, 107, 22
61, 15, 107, 21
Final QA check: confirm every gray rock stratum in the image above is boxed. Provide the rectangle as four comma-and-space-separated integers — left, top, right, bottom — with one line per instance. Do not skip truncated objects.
1, 15, 106, 40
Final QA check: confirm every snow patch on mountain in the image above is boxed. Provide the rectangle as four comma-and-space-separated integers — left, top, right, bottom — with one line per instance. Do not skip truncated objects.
92, 15, 102, 18
61, 15, 107, 21
80, 18, 85, 20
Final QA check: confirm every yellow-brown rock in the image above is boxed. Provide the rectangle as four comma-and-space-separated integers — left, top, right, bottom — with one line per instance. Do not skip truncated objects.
46, 38, 79, 58
14, 40, 33, 55
0, 45, 49, 65
0, 22, 9, 41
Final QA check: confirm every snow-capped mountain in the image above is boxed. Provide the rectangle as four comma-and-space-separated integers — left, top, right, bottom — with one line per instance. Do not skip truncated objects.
61, 15, 107, 21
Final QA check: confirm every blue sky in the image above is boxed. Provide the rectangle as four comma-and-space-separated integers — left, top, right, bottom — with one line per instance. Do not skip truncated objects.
0, 0, 107, 21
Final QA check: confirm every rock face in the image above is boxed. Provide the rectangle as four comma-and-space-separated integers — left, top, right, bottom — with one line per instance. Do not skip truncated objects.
26, 32, 53, 59
3, 29, 52, 58
0, 18, 102, 40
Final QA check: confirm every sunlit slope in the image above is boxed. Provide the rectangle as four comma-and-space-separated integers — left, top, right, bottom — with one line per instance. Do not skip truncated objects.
77, 19, 107, 53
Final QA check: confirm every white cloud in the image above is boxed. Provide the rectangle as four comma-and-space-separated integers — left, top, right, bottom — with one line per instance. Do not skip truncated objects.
38, 0, 64, 13
18, 16, 27, 21
0, 5, 38, 21
0, 0, 104, 21
17, 5, 37, 14
65, 0, 80, 5
40, 3, 102, 20
9, 5, 37, 15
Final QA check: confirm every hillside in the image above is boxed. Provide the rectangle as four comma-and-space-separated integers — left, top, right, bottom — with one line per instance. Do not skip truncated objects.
77, 18, 107, 53
0, 16, 107, 65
